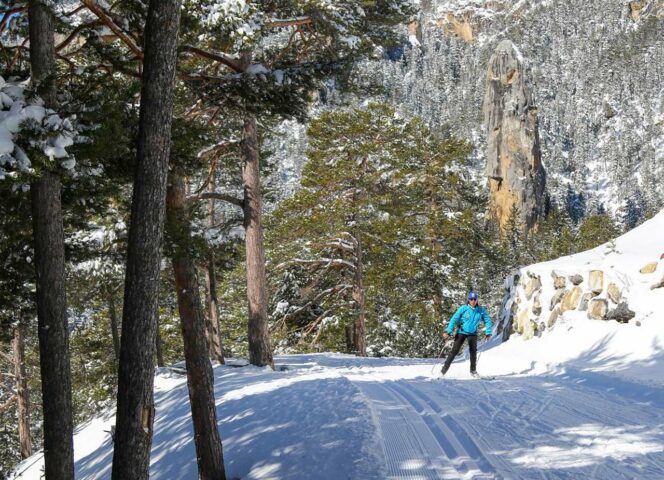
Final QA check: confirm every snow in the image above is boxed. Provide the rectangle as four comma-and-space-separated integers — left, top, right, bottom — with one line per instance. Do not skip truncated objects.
499, 209, 664, 386
12, 211, 664, 480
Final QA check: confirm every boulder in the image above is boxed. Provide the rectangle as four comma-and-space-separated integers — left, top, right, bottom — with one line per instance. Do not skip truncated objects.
587, 299, 608, 320
588, 270, 604, 294
640, 262, 658, 274
550, 289, 565, 311
525, 275, 542, 300
547, 308, 560, 329
607, 283, 621, 304
569, 274, 583, 285
517, 309, 529, 335
523, 319, 537, 340
532, 295, 542, 315
560, 287, 582, 312
606, 302, 636, 323
551, 271, 566, 289
578, 293, 594, 312
650, 275, 664, 290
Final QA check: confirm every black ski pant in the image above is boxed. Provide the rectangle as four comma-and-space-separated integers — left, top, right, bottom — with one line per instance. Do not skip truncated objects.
442, 333, 477, 374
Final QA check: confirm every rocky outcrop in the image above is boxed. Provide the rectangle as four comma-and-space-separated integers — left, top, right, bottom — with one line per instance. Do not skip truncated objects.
569, 274, 584, 286
588, 299, 609, 320
651, 276, 664, 290
607, 302, 636, 323
640, 262, 658, 273
552, 271, 566, 289
525, 274, 541, 299
589, 270, 604, 294
560, 287, 582, 313
579, 293, 593, 311
483, 40, 546, 233
607, 283, 621, 304
497, 266, 637, 340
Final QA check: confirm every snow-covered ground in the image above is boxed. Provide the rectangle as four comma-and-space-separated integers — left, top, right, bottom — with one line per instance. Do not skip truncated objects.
12, 212, 664, 479
12, 349, 664, 479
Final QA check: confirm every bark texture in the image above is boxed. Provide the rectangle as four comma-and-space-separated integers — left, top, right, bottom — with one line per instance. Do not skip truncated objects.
111, 1, 182, 478
167, 174, 226, 480
108, 292, 121, 363
242, 116, 273, 368
13, 325, 32, 459
204, 169, 225, 364
31, 171, 74, 479
29, 3, 74, 477
205, 259, 225, 364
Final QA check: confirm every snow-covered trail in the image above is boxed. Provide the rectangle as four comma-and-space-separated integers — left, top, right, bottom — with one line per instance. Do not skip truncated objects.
352, 369, 664, 479
12, 353, 664, 480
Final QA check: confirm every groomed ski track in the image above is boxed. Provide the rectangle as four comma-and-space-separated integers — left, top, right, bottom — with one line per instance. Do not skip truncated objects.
348, 362, 664, 480
12, 354, 664, 480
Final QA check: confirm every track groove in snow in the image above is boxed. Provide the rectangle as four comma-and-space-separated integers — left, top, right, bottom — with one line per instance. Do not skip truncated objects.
350, 367, 664, 480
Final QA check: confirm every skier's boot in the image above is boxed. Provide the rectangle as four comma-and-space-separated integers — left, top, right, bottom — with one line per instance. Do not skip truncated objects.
470, 371, 480, 379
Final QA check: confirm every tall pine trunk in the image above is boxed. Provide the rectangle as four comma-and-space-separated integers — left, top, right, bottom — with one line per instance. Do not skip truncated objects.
13, 324, 32, 459
167, 174, 226, 480
28, 2, 74, 477
155, 317, 165, 368
108, 292, 121, 363
204, 169, 225, 364
242, 116, 273, 368
204, 258, 225, 364
112, 1, 182, 478
352, 232, 366, 356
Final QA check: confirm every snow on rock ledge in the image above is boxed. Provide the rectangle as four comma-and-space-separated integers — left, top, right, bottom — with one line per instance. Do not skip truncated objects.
497, 209, 664, 341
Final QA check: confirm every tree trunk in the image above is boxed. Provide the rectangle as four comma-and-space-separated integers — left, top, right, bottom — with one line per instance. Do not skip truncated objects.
155, 316, 165, 368
242, 116, 273, 368
352, 232, 367, 356
204, 167, 225, 364
167, 174, 226, 480
205, 259, 225, 364
29, 5, 74, 477
31, 171, 74, 479
13, 324, 32, 459
112, 1, 182, 478
108, 292, 121, 363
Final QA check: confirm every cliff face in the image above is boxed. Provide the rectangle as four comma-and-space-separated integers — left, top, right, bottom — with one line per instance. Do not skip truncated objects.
483, 40, 545, 231
382, 0, 664, 221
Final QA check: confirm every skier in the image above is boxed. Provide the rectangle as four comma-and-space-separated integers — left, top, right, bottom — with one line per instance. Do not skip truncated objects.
441, 290, 493, 378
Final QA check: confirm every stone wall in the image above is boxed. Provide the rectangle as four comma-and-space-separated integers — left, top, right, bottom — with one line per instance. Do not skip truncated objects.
496, 258, 664, 341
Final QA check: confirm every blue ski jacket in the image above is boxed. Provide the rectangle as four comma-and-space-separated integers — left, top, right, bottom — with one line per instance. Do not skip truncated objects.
447, 304, 493, 336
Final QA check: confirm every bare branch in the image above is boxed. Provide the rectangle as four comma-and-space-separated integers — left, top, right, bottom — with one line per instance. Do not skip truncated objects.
179, 45, 244, 73
81, 0, 143, 60
0, 394, 16, 415
56, 20, 103, 52
187, 192, 244, 209
268, 17, 312, 28
273, 284, 351, 331
275, 258, 356, 272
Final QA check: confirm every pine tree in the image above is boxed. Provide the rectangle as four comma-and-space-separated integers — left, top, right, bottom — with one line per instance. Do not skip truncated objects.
268, 104, 490, 356
112, 1, 183, 479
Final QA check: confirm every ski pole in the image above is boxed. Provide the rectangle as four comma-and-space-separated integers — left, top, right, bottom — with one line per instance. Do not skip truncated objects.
431, 343, 446, 375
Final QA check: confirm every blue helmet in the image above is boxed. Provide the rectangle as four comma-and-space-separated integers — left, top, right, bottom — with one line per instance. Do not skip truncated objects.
467, 291, 478, 301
